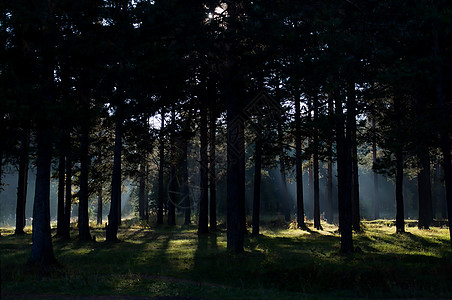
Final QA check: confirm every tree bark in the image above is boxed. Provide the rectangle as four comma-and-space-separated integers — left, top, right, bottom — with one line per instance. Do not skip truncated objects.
307, 156, 313, 218
348, 82, 360, 232
56, 131, 65, 237
139, 161, 146, 220
325, 94, 334, 224
225, 2, 245, 253
337, 94, 353, 254
295, 91, 306, 229
0, 119, 3, 190
15, 129, 30, 235
168, 110, 176, 226
226, 102, 246, 252
29, 21, 56, 264
97, 187, 103, 225
395, 151, 405, 233
157, 108, 165, 225
79, 123, 91, 241
62, 144, 72, 240
313, 95, 321, 230
372, 117, 379, 220
198, 104, 209, 234
278, 115, 291, 222
106, 115, 122, 241
252, 133, 262, 236
279, 156, 291, 222
209, 108, 217, 231
29, 126, 56, 266
434, 32, 452, 249
144, 163, 149, 221
168, 161, 176, 226
433, 162, 447, 220
182, 137, 191, 225
418, 145, 433, 229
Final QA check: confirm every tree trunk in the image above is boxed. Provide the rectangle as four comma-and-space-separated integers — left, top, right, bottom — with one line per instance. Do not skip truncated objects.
79, 123, 91, 241
168, 162, 176, 226
0, 146, 3, 190
313, 150, 321, 229
393, 94, 405, 233
418, 146, 433, 229
226, 105, 246, 252
252, 133, 262, 236
336, 98, 345, 233
395, 151, 405, 233
278, 116, 291, 222
325, 94, 334, 224
144, 163, 149, 221
0, 119, 3, 190
337, 94, 353, 254
348, 82, 360, 232
308, 157, 313, 218
139, 161, 146, 220
62, 145, 72, 240
29, 126, 56, 266
279, 158, 291, 222
168, 110, 176, 226
433, 162, 447, 220
225, 2, 245, 253
29, 27, 56, 264
97, 187, 103, 225
295, 91, 306, 229
225, 50, 245, 252
352, 130, 360, 231
106, 115, 122, 241
182, 138, 191, 225
198, 105, 209, 234
313, 95, 321, 230
15, 129, 30, 235
56, 131, 65, 237
157, 108, 165, 225
209, 108, 217, 231
372, 117, 379, 220
434, 33, 452, 249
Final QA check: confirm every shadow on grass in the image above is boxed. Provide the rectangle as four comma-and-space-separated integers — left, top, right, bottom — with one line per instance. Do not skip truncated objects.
2, 222, 452, 299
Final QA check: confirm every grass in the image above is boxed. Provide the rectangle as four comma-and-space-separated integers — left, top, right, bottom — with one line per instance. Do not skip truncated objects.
1, 219, 452, 299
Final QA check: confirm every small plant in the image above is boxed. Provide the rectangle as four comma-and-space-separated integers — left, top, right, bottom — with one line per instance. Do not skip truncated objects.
288, 219, 298, 230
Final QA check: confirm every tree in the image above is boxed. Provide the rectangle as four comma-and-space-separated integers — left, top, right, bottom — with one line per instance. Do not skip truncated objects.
209, 105, 218, 231
295, 90, 307, 229
416, 99, 433, 229
106, 112, 122, 241
56, 130, 65, 237
325, 93, 334, 224
157, 108, 166, 225
15, 128, 29, 235
198, 102, 209, 234
104, 0, 138, 240
252, 131, 262, 236
223, 1, 246, 253
22, 0, 58, 266
312, 94, 322, 230
168, 108, 177, 226
335, 91, 353, 254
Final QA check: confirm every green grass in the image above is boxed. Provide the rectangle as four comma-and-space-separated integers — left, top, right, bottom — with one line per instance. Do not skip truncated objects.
1, 219, 452, 299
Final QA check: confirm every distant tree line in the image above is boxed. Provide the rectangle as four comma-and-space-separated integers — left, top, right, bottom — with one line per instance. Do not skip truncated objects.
1, 0, 452, 267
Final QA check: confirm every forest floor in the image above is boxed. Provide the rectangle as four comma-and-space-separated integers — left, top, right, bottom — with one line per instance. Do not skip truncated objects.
1, 218, 452, 300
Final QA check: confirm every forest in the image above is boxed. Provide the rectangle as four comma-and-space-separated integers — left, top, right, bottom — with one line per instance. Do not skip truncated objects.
1, 0, 452, 299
